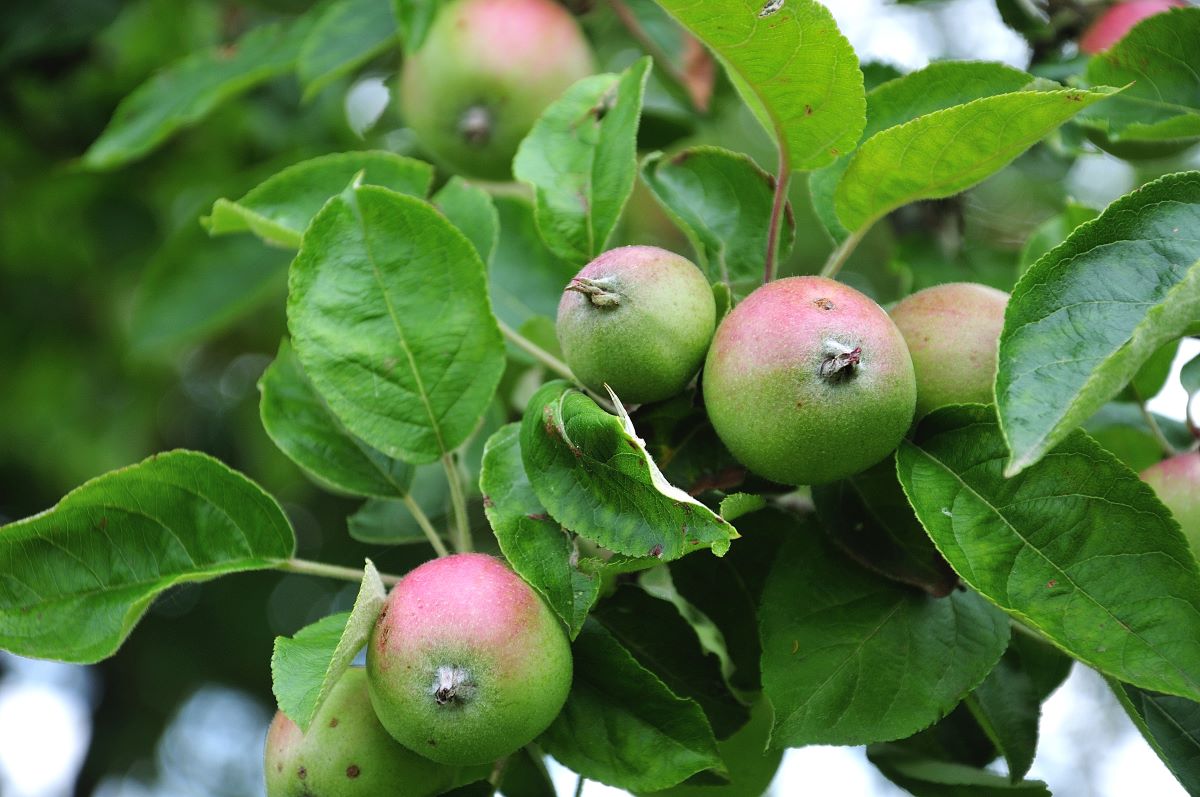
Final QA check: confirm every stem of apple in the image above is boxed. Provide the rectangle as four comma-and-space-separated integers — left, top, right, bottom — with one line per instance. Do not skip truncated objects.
403, 494, 451, 557
442, 452, 473, 553
279, 558, 403, 586
497, 320, 618, 412
764, 146, 791, 284
818, 224, 869, 280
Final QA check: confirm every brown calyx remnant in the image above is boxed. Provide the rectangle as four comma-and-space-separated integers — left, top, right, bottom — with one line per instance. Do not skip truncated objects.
565, 277, 621, 307
819, 343, 862, 383
457, 105, 493, 146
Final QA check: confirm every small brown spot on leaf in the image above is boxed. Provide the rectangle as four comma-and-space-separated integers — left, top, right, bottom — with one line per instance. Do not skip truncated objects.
650, 544, 664, 558
329, 718, 339, 728
526, 512, 550, 521
346, 765, 360, 779
482, 495, 494, 508
804, 104, 813, 116
1046, 579, 1058, 588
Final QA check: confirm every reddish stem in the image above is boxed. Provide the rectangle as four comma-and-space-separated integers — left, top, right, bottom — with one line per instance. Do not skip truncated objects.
764, 146, 791, 284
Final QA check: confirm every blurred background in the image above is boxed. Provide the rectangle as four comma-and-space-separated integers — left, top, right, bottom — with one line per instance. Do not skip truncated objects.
2, 0, 1198, 793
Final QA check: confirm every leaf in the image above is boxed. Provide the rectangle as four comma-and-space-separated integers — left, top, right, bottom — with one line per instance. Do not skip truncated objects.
391, 0, 437, 52
834, 85, 1117, 234
654, 0, 864, 172
433, 177, 499, 265
259, 339, 414, 499
488, 195, 578, 329
497, 746, 556, 797
810, 60, 1033, 242
719, 493, 765, 522
480, 423, 600, 638
632, 394, 747, 498
513, 57, 651, 264
1182, 352, 1200, 397
616, 0, 714, 111
1076, 8, 1200, 144
297, 0, 398, 100
204, 151, 434, 248
520, 381, 738, 561
270, 561, 386, 731
964, 649, 1040, 781
812, 458, 958, 597
347, 465, 448, 545
1017, 202, 1099, 276
287, 185, 506, 464
896, 404, 1200, 701
760, 523, 1010, 747
538, 620, 724, 792
996, 171, 1200, 475
1110, 679, 1200, 795
868, 745, 1052, 797
83, 20, 312, 170
130, 228, 291, 355
640, 146, 793, 298
593, 585, 750, 740
0, 450, 294, 663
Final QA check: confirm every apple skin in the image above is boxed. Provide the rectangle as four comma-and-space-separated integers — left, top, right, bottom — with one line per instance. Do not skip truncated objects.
889, 282, 1009, 419
703, 276, 916, 486
367, 553, 573, 766
1141, 451, 1200, 557
557, 245, 717, 404
1079, 0, 1188, 54
264, 667, 477, 797
400, 0, 595, 180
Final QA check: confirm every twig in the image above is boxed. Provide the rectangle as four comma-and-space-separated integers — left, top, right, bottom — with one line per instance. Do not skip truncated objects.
279, 558, 403, 586
574, 774, 586, 797
764, 146, 792, 283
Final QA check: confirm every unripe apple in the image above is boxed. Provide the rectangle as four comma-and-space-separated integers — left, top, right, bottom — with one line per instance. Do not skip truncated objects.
264, 667, 469, 797
557, 245, 717, 404
888, 282, 1009, 418
703, 276, 916, 486
367, 553, 573, 765
1141, 451, 1200, 556
400, 0, 595, 180
1080, 0, 1187, 54
638, 699, 782, 797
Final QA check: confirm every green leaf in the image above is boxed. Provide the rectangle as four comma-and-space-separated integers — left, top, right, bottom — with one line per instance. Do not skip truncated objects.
632, 394, 747, 498
812, 458, 958, 598
1110, 679, 1200, 795
594, 585, 749, 740
0, 450, 294, 663
538, 620, 724, 792
259, 339, 415, 498
520, 381, 738, 561
718, 493, 765, 523
1182, 353, 1200, 397
868, 745, 1052, 796
834, 85, 1117, 234
1077, 8, 1200, 144
513, 57, 651, 264
297, 0, 398, 100
640, 146, 793, 298
811, 60, 1033, 242
488, 195, 578, 329
433, 177, 499, 265
480, 423, 600, 638
270, 560, 386, 730
760, 523, 1009, 747
83, 20, 312, 170
204, 151, 434, 248
996, 171, 1200, 475
391, 0, 437, 52
670, 549, 763, 693
964, 649, 1040, 781
896, 404, 1200, 702
497, 746, 556, 797
130, 227, 291, 355
287, 185, 505, 464
653, 0, 864, 172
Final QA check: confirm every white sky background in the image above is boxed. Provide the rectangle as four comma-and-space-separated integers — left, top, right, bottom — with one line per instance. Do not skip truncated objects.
3, 0, 1199, 795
